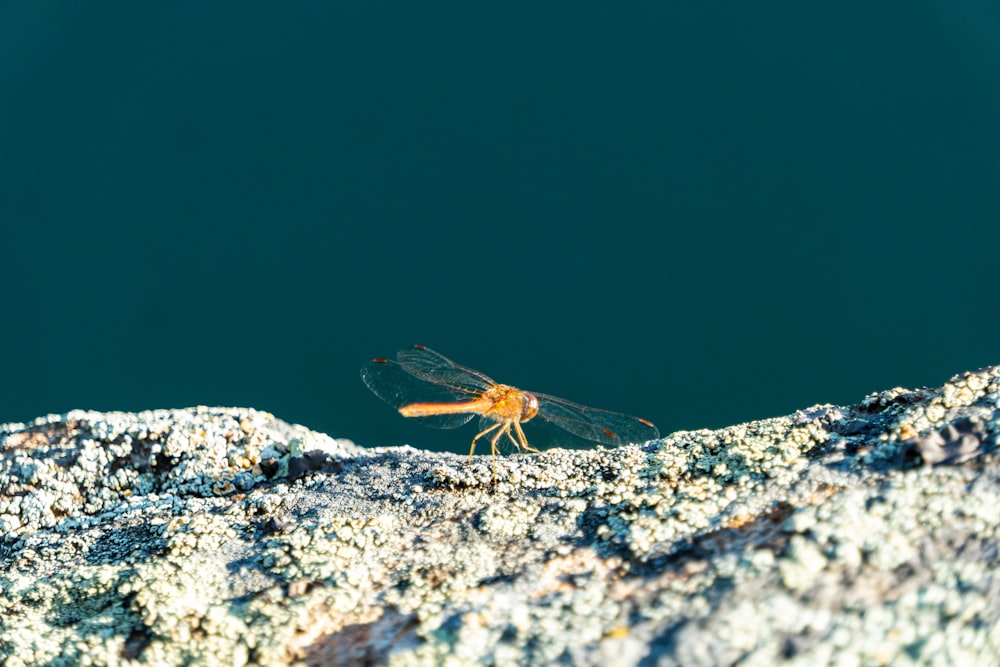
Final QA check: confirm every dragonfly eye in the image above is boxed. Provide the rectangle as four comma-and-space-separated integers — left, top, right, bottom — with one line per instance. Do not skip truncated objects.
523, 393, 539, 420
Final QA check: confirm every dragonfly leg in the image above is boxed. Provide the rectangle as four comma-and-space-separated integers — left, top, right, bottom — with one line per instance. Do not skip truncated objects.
513, 420, 540, 453
470, 422, 502, 460
488, 422, 510, 486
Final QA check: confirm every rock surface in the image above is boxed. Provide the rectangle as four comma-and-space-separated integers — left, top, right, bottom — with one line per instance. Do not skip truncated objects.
2, 368, 1000, 666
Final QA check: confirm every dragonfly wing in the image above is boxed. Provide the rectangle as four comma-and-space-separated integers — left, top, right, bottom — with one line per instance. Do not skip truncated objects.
395, 345, 496, 392
533, 393, 660, 446
361, 359, 476, 429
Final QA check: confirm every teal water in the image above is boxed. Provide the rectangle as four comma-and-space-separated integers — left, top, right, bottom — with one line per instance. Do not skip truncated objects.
1, 3, 998, 453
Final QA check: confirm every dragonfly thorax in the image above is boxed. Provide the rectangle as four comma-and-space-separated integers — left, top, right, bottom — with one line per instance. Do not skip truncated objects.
482, 384, 539, 423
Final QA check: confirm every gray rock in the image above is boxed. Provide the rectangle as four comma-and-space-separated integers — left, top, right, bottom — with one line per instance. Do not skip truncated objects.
1, 367, 999, 666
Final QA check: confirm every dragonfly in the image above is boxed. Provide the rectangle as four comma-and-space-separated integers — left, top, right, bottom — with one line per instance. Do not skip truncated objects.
361, 345, 659, 483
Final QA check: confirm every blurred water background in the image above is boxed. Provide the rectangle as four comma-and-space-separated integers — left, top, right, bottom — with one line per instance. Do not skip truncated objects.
1, 3, 998, 453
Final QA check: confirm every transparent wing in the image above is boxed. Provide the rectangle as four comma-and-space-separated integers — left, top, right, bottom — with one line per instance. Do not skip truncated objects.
394, 345, 497, 393
520, 414, 618, 450
361, 358, 477, 429
532, 393, 659, 446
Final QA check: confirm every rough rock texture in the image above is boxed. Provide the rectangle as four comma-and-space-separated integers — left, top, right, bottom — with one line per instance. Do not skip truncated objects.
2, 367, 1000, 666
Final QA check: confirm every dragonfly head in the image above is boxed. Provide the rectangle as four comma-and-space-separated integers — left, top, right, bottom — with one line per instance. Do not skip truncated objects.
522, 392, 539, 422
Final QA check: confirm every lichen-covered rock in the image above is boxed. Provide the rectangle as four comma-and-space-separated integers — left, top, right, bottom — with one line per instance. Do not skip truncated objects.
1, 367, 999, 666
